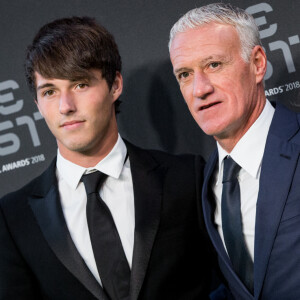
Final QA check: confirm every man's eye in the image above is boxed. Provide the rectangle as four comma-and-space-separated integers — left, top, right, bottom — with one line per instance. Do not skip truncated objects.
76, 83, 88, 89
43, 90, 55, 97
179, 72, 189, 80
209, 62, 221, 69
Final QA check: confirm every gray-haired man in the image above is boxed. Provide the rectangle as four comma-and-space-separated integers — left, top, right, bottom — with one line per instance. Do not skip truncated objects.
170, 3, 300, 300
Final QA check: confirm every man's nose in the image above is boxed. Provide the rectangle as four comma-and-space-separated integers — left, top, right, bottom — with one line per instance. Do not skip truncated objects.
193, 72, 214, 99
59, 92, 76, 114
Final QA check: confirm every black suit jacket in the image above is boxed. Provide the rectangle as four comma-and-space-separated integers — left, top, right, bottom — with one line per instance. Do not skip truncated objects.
0, 141, 213, 300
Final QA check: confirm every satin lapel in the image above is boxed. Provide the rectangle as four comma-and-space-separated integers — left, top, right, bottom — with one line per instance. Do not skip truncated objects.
125, 143, 163, 300
201, 151, 231, 266
201, 151, 252, 297
28, 160, 108, 300
254, 134, 300, 298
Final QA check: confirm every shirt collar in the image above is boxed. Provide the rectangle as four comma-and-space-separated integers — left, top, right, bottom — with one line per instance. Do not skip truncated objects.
56, 134, 127, 190
216, 100, 275, 183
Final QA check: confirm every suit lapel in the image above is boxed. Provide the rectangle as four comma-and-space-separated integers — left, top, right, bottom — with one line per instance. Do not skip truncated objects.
201, 151, 253, 298
201, 151, 235, 267
28, 159, 108, 300
125, 142, 163, 300
255, 106, 300, 298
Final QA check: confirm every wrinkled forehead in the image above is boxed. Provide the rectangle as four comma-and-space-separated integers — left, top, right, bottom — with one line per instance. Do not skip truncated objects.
171, 22, 239, 47
170, 23, 241, 63
171, 21, 237, 46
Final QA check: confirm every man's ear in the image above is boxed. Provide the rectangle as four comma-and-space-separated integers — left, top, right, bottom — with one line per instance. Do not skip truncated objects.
252, 45, 267, 84
111, 71, 123, 102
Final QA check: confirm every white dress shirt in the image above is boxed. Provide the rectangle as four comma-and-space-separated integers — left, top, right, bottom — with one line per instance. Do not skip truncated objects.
56, 135, 135, 285
213, 100, 275, 261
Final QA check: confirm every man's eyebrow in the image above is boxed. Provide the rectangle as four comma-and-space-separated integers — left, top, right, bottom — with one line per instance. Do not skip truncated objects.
200, 56, 214, 64
174, 55, 227, 74
70, 73, 98, 83
36, 83, 55, 92
174, 67, 192, 75
200, 55, 228, 65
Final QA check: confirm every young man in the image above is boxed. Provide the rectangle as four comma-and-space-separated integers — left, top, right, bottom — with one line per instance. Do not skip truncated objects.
170, 3, 300, 300
0, 17, 212, 300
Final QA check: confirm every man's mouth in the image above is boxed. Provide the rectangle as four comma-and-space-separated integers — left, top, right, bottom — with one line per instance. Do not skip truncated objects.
60, 120, 85, 129
200, 101, 222, 110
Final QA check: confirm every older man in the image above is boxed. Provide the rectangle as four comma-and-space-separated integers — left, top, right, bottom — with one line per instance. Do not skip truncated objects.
170, 3, 300, 300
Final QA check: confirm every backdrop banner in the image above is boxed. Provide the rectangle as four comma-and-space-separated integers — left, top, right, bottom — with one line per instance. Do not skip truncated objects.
0, 0, 299, 197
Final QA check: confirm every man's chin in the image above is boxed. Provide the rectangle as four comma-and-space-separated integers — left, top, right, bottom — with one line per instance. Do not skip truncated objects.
59, 140, 94, 154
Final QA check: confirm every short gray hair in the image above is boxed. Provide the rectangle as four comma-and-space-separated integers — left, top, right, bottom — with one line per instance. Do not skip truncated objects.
169, 3, 261, 62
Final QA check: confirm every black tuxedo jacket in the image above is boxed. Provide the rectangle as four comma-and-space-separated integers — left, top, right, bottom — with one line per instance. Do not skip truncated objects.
0, 141, 213, 300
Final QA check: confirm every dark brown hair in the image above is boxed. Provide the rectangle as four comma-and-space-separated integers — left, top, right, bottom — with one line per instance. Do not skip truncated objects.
24, 16, 122, 111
